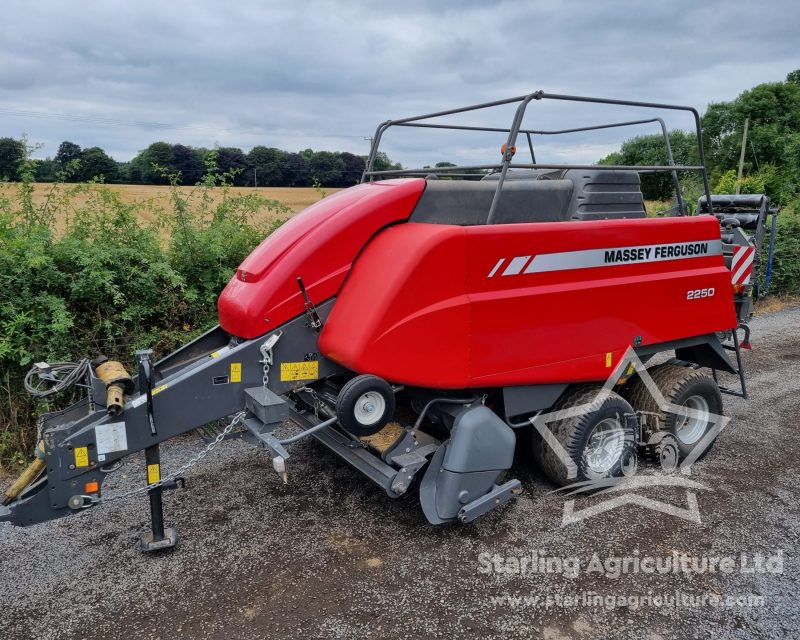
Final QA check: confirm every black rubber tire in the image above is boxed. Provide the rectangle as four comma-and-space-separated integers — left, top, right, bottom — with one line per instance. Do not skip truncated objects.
654, 434, 680, 473
336, 375, 396, 437
623, 364, 723, 462
531, 385, 637, 487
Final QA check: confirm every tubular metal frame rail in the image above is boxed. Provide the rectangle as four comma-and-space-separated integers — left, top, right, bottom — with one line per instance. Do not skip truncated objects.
361, 90, 714, 222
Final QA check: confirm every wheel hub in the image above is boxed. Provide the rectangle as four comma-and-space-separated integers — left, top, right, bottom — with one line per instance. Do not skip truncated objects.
658, 439, 679, 472
584, 418, 626, 475
675, 395, 710, 445
353, 391, 386, 426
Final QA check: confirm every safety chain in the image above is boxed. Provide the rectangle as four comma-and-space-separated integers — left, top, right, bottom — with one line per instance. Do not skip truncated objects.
96, 411, 247, 504
259, 331, 283, 389
296, 385, 322, 418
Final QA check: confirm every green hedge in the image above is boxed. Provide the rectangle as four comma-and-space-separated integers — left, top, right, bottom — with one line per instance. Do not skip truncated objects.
769, 204, 800, 296
0, 160, 288, 467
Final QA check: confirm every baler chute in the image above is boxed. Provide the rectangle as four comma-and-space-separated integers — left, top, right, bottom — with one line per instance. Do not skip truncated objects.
1, 91, 775, 548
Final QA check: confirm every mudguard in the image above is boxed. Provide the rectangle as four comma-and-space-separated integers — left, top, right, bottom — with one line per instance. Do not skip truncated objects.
420, 405, 516, 524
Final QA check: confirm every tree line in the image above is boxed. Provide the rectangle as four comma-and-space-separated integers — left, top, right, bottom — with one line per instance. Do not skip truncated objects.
0, 139, 401, 187
4, 68, 799, 196
600, 69, 800, 204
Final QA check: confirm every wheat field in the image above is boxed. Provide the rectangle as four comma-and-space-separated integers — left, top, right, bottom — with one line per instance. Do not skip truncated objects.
0, 183, 343, 229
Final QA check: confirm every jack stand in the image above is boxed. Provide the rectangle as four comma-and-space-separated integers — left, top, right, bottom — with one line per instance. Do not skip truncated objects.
135, 349, 179, 551
140, 444, 183, 552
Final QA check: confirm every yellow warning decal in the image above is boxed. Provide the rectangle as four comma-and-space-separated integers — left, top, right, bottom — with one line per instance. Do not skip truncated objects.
627, 362, 636, 375
74, 446, 89, 468
210, 350, 221, 358
280, 361, 319, 382
151, 383, 168, 396
605, 352, 613, 368
147, 463, 160, 485
230, 362, 242, 383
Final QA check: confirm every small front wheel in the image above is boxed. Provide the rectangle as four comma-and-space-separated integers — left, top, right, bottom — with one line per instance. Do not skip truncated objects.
336, 375, 395, 437
655, 434, 680, 473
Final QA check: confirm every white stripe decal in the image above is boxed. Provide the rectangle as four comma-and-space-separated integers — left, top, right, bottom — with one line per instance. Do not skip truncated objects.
731, 247, 745, 272
487, 258, 505, 278
521, 240, 722, 275
502, 255, 532, 276
732, 253, 754, 284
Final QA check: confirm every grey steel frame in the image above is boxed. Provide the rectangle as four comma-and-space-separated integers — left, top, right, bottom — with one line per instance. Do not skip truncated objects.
362, 90, 713, 222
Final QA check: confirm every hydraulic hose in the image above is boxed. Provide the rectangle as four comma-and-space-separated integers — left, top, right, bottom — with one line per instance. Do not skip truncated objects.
23, 360, 91, 398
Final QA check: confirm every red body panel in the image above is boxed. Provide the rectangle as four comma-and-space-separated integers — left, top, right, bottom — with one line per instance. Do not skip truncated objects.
217, 179, 425, 338
319, 215, 736, 389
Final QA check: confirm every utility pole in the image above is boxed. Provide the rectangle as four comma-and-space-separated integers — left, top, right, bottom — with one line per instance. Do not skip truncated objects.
735, 117, 749, 195
362, 136, 375, 182
254, 167, 258, 188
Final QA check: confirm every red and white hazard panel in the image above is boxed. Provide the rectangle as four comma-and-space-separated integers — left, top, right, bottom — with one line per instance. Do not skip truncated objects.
731, 245, 755, 286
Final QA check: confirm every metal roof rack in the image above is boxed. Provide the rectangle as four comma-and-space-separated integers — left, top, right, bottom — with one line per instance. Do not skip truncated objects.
362, 90, 713, 221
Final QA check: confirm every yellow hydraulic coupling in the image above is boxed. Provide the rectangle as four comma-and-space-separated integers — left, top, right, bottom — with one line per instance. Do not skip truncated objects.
93, 357, 134, 416
2, 440, 46, 506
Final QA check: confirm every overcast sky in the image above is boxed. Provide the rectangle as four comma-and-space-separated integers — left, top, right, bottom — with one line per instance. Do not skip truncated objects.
1, 0, 798, 168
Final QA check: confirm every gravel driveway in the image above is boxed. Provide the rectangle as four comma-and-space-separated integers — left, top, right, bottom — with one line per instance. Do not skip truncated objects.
2, 305, 799, 640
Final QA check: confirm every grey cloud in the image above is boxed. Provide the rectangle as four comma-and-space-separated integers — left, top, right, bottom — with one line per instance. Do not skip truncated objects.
0, 0, 798, 167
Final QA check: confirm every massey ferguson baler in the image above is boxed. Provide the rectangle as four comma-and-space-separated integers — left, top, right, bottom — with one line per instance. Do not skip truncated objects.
0, 92, 777, 549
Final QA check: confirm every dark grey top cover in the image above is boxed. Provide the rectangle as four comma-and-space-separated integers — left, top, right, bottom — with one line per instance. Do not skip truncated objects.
565, 170, 647, 221
409, 169, 646, 226
410, 179, 574, 226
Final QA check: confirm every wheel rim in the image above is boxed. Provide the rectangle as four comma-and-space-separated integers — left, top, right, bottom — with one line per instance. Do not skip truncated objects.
584, 418, 626, 475
675, 395, 710, 445
353, 391, 386, 426
621, 448, 638, 477
659, 440, 679, 472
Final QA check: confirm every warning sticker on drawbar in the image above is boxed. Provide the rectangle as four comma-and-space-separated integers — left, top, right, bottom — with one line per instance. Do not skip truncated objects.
95, 422, 128, 455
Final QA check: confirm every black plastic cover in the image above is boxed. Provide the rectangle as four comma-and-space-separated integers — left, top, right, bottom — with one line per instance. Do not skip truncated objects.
410, 169, 646, 226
